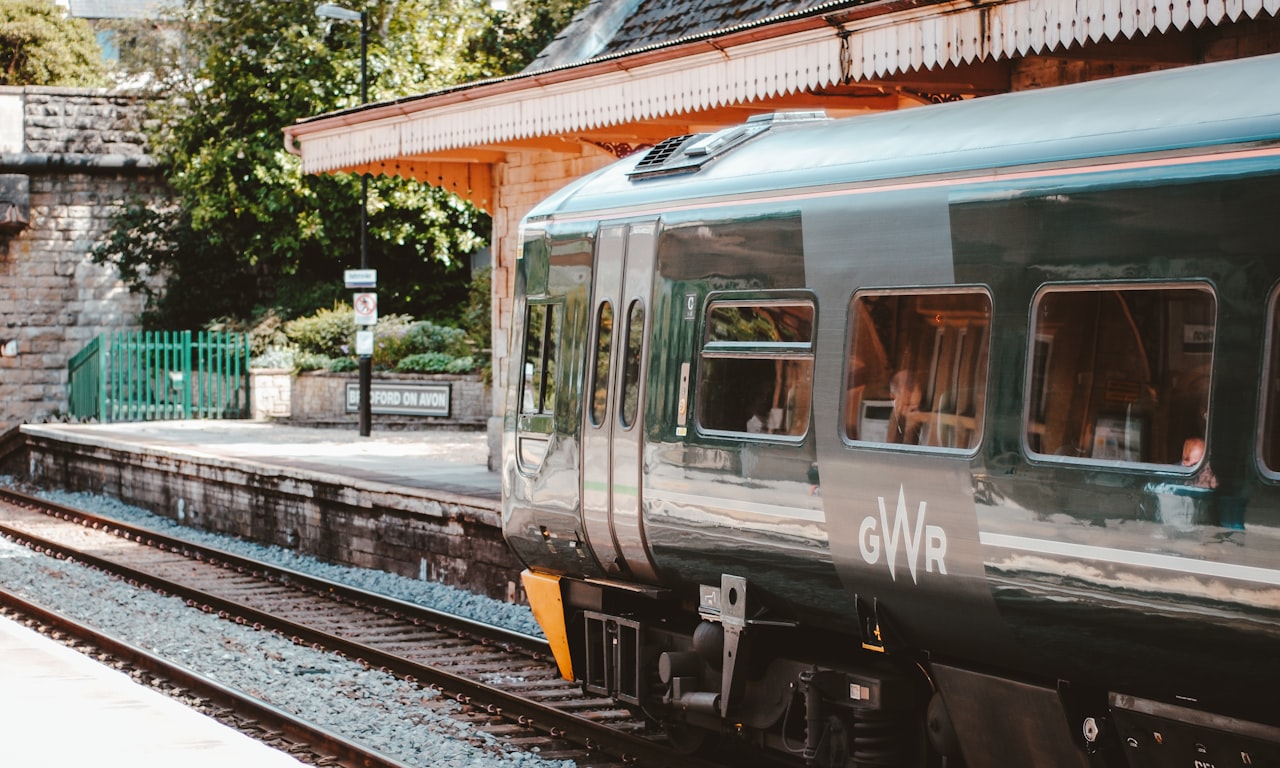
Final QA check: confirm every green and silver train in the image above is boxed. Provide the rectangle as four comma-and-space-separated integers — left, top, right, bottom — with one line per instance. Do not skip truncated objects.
502, 53, 1280, 768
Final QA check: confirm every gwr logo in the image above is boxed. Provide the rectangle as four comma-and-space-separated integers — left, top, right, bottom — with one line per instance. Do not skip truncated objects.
858, 486, 948, 584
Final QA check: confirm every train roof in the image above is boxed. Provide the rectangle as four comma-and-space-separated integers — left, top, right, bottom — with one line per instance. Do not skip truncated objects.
526, 53, 1280, 222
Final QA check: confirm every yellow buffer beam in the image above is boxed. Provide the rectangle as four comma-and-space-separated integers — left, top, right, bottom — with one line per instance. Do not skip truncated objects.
521, 570, 573, 681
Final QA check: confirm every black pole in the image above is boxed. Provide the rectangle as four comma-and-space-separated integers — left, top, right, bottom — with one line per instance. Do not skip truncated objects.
357, 9, 371, 437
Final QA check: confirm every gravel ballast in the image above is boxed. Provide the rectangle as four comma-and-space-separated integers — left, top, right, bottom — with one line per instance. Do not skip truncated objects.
0, 480, 570, 768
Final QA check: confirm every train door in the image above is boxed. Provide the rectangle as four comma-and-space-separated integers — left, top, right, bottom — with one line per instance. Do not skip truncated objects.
581, 221, 661, 583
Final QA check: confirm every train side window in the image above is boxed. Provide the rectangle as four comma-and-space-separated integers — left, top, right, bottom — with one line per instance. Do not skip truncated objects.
1260, 288, 1280, 474
697, 300, 814, 437
619, 301, 645, 429
1025, 285, 1214, 468
520, 302, 560, 417
845, 289, 991, 451
589, 302, 614, 427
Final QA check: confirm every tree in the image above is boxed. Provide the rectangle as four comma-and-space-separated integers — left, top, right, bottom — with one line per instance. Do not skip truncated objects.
0, 0, 106, 87
466, 0, 589, 78
94, 0, 503, 329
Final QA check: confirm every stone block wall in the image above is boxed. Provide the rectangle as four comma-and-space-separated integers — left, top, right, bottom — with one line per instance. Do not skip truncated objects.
0, 87, 163, 427
21, 429, 523, 601
251, 369, 490, 429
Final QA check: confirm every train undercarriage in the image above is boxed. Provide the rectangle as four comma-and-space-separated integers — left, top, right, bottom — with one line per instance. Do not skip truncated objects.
540, 572, 940, 767
530, 571, 1280, 768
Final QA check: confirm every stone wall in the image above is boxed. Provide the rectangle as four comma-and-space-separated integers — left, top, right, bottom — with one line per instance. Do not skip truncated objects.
0, 87, 162, 427
19, 427, 522, 601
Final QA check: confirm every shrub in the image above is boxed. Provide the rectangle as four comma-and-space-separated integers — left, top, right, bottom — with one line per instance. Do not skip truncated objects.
293, 351, 334, 372
250, 345, 295, 370
445, 355, 477, 374
269, 304, 484, 373
283, 304, 355, 357
405, 320, 470, 356
395, 352, 455, 373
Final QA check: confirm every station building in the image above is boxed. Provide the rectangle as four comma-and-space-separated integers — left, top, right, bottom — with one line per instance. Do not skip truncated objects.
282, 0, 1280, 443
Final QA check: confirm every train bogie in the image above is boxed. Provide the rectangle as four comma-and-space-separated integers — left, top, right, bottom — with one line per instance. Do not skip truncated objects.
504, 54, 1280, 767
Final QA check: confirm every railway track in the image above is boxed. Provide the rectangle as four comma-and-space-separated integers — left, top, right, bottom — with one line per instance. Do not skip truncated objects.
0, 487, 729, 768
0, 594, 416, 768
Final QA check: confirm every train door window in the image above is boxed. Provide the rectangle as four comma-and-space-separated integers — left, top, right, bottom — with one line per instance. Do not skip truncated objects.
1025, 284, 1214, 468
590, 302, 614, 427
845, 289, 991, 451
520, 301, 560, 417
697, 299, 815, 438
619, 301, 645, 429
1260, 287, 1280, 474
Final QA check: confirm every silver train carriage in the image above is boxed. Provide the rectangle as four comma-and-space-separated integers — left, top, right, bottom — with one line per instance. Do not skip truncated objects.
502, 53, 1280, 768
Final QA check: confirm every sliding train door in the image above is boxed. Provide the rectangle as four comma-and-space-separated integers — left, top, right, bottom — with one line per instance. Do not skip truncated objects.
581, 221, 660, 583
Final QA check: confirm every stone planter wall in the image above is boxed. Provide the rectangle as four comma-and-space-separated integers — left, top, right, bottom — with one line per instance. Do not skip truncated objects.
251, 369, 489, 430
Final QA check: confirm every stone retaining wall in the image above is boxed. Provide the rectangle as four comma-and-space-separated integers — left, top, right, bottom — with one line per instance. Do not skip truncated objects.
0, 87, 162, 427
18, 428, 523, 602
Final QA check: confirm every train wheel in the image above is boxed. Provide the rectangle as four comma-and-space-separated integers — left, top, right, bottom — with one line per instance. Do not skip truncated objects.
664, 720, 707, 755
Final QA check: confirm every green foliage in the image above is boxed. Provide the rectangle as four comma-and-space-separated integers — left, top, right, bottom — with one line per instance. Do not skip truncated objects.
282, 303, 358, 357
459, 267, 492, 352
466, 0, 589, 78
0, 0, 106, 86
293, 351, 335, 372
271, 303, 479, 373
445, 355, 478, 373
249, 346, 296, 370
93, 0, 502, 330
397, 352, 456, 373
326, 356, 359, 372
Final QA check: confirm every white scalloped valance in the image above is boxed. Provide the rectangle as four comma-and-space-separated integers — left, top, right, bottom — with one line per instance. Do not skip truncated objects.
291, 0, 1280, 174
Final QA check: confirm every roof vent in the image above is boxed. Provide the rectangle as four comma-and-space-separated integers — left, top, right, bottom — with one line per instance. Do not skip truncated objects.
631, 134, 701, 173
628, 110, 828, 180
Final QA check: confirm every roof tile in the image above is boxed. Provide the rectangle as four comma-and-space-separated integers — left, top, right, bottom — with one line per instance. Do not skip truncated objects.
529, 0, 838, 70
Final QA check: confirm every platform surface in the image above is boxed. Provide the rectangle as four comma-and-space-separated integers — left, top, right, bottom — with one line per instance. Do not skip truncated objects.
0, 613, 307, 767
20, 420, 499, 501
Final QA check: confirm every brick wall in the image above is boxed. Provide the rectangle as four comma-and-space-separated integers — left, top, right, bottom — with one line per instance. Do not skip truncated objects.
489, 146, 614, 411
0, 87, 163, 427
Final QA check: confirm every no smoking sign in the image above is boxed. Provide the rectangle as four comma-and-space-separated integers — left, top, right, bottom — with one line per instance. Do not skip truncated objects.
353, 292, 378, 326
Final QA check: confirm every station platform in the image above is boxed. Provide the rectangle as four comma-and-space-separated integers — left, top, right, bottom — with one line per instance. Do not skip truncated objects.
0, 613, 306, 767
9, 420, 518, 600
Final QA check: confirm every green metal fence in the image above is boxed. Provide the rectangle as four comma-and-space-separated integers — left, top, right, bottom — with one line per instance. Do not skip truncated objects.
67, 331, 251, 422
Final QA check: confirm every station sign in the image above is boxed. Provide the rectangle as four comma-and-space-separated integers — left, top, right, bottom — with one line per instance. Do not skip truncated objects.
355, 330, 374, 357
344, 269, 377, 289
345, 382, 451, 417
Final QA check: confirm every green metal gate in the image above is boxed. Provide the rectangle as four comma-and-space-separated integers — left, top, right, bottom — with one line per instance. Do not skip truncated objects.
68, 331, 250, 422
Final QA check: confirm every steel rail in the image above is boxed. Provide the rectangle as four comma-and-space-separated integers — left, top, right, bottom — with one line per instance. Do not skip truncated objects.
0, 490, 713, 768
0, 585, 415, 768
0, 486, 548, 653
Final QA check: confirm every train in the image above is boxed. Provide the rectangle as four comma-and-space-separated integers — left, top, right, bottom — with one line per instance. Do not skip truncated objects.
501, 53, 1280, 768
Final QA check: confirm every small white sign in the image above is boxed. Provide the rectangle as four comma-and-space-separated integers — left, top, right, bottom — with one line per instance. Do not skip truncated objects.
355, 330, 374, 356
344, 269, 377, 288
353, 292, 377, 326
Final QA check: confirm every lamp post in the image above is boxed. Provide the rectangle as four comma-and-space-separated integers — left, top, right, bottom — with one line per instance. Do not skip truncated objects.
316, 3, 373, 437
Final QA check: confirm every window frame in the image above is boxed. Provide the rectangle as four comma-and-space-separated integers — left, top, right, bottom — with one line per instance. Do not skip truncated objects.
841, 285, 993, 456
517, 299, 562, 433
587, 300, 614, 428
1022, 280, 1217, 473
694, 292, 817, 442
618, 299, 646, 431
1257, 283, 1280, 479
